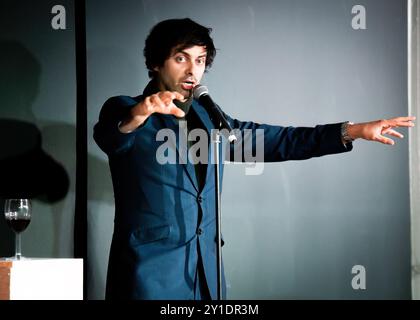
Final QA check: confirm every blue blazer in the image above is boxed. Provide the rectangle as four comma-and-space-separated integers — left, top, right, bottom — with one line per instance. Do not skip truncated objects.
93, 93, 352, 300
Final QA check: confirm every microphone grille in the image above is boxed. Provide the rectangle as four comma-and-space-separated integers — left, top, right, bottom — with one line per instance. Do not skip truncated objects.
193, 84, 208, 99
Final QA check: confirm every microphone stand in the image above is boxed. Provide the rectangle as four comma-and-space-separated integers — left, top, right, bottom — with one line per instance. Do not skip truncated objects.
212, 129, 223, 300
193, 85, 237, 300
212, 127, 236, 300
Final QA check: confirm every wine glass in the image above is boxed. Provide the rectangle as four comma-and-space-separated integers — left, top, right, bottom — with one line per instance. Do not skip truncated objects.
4, 199, 32, 260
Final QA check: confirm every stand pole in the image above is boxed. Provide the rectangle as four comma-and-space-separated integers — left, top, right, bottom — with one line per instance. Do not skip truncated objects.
213, 130, 223, 300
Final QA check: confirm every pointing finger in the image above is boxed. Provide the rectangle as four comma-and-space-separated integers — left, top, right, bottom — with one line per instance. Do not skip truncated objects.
387, 116, 415, 122
383, 128, 404, 138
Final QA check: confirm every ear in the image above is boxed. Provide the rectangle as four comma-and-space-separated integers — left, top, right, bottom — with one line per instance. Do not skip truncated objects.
153, 66, 160, 72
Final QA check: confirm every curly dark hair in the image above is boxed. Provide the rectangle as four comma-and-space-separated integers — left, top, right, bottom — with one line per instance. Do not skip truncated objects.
144, 18, 217, 78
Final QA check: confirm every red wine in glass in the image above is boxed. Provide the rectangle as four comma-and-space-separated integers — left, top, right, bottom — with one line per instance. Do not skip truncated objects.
6, 219, 31, 233
4, 199, 32, 260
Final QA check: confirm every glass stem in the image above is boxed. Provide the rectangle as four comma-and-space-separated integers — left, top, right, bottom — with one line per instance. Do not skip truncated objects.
15, 232, 22, 260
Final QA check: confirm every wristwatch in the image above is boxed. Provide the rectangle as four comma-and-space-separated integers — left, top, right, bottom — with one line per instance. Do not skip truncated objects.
341, 121, 354, 143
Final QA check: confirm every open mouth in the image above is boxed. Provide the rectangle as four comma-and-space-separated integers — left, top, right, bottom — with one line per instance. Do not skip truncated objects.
180, 80, 195, 91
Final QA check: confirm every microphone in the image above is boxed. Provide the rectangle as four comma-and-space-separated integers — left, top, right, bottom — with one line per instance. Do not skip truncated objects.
193, 85, 237, 143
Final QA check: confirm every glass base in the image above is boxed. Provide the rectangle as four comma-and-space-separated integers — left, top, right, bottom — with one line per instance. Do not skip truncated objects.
1, 255, 28, 261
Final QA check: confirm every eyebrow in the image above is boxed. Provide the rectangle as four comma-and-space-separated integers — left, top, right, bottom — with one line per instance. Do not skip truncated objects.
174, 50, 207, 58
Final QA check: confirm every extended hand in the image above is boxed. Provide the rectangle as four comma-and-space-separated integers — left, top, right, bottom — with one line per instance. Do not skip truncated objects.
140, 91, 186, 118
119, 91, 185, 133
348, 116, 416, 145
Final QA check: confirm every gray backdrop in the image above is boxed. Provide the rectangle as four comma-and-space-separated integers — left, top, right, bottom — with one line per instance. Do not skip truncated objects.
87, 0, 410, 299
0, 0, 75, 259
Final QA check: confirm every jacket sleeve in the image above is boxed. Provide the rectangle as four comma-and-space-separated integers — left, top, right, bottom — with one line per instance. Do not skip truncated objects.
224, 113, 353, 162
93, 95, 145, 156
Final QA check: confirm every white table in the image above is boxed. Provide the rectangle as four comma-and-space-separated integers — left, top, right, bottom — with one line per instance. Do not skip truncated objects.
0, 258, 83, 300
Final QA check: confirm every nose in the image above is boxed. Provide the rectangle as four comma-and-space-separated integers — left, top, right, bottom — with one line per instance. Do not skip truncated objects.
185, 61, 197, 76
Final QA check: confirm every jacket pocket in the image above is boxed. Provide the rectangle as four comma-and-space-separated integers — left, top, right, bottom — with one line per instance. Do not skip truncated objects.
130, 224, 171, 245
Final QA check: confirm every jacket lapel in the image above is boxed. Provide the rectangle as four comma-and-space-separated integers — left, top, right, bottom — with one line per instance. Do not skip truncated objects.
144, 80, 201, 192
160, 114, 199, 192
190, 100, 215, 191
159, 100, 216, 193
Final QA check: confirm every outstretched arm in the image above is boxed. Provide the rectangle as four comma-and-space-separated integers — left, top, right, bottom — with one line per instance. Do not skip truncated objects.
346, 116, 416, 145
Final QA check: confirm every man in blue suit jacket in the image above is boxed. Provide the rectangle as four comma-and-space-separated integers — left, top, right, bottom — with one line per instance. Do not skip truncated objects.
93, 18, 415, 300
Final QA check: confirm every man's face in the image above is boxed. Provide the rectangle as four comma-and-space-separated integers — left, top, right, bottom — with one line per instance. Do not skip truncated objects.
154, 45, 207, 97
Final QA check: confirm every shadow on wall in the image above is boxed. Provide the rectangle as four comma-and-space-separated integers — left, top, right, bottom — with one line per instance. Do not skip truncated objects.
86, 46, 143, 298
0, 40, 70, 257
87, 45, 143, 205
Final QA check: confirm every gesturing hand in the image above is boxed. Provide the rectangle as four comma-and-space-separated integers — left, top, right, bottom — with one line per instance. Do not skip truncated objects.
119, 91, 186, 133
348, 116, 416, 145
140, 91, 186, 118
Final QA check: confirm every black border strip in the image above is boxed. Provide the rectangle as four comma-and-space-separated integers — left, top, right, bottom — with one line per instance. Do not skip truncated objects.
74, 0, 87, 299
